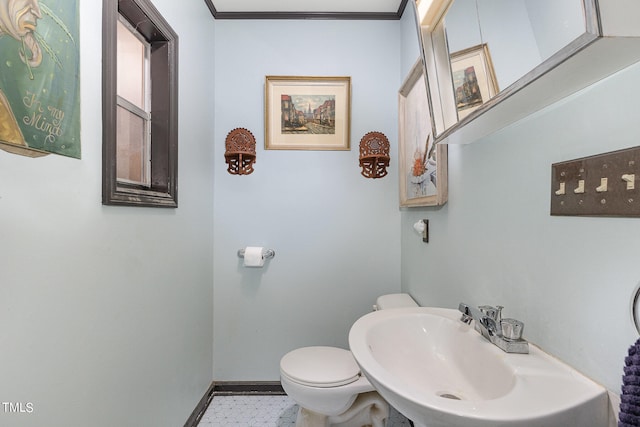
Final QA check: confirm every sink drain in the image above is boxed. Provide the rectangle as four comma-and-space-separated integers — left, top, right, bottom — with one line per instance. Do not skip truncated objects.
437, 392, 462, 400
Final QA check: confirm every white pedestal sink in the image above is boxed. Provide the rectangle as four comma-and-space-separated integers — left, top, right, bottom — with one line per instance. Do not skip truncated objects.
348, 307, 609, 427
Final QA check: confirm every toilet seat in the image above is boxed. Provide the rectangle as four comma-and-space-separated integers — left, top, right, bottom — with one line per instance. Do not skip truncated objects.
280, 346, 361, 388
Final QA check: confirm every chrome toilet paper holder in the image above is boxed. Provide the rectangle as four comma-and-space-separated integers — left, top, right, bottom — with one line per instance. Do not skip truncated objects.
237, 248, 276, 260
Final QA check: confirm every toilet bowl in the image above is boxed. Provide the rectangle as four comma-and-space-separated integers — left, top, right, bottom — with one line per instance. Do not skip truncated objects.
280, 293, 418, 427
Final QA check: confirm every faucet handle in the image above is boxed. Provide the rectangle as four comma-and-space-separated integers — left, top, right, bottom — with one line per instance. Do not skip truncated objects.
500, 318, 524, 341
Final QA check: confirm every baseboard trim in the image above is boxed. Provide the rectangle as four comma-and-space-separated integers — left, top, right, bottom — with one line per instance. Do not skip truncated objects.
183, 381, 285, 426
212, 381, 285, 396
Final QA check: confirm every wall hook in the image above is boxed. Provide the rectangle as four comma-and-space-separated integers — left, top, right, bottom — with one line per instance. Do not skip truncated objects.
413, 219, 429, 243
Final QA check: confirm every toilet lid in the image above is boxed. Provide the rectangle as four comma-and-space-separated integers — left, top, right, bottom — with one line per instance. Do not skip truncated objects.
280, 346, 361, 388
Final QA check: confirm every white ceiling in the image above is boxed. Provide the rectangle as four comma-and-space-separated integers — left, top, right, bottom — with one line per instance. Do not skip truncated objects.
207, 0, 407, 18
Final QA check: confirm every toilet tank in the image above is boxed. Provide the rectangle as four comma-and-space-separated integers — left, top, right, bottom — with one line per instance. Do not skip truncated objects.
373, 293, 418, 311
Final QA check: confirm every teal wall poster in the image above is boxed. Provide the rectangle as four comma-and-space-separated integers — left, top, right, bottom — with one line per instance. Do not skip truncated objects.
0, 0, 80, 158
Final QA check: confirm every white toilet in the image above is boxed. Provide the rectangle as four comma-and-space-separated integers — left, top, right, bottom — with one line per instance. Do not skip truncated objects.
280, 293, 418, 427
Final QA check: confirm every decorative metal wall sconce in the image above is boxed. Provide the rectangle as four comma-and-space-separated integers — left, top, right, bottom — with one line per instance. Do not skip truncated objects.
224, 128, 256, 175
359, 131, 390, 179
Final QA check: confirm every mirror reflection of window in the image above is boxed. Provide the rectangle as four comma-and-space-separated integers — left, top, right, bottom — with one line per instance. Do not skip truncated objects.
116, 18, 151, 187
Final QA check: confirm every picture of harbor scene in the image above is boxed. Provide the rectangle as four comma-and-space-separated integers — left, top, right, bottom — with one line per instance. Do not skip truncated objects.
280, 94, 335, 134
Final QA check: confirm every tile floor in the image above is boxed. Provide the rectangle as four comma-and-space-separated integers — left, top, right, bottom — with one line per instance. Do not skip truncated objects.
197, 394, 412, 427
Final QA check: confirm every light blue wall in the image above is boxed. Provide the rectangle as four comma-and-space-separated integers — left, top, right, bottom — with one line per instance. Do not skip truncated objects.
401, 3, 423, 78
401, 61, 640, 393
0, 1, 215, 426
212, 19, 403, 380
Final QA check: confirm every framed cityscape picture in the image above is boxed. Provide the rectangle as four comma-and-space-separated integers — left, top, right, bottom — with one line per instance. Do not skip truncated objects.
265, 76, 351, 150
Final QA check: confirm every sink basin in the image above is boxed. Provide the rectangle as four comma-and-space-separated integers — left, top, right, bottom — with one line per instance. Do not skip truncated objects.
348, 307, 608, 427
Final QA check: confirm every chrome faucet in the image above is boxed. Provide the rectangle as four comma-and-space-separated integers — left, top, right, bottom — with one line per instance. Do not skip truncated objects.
458, 303, 529, 354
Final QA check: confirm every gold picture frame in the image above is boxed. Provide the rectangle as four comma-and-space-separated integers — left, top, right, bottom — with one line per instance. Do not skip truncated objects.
450, 43, 499, 120
398, 60, 448, 207
265, 76, 351, 150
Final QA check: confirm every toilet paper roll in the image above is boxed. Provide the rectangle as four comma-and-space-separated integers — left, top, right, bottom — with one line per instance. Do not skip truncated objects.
243, 246, 265, 268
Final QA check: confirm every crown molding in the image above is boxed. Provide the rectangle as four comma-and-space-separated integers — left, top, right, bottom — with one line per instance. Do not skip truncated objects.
204, 0, 408, 20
